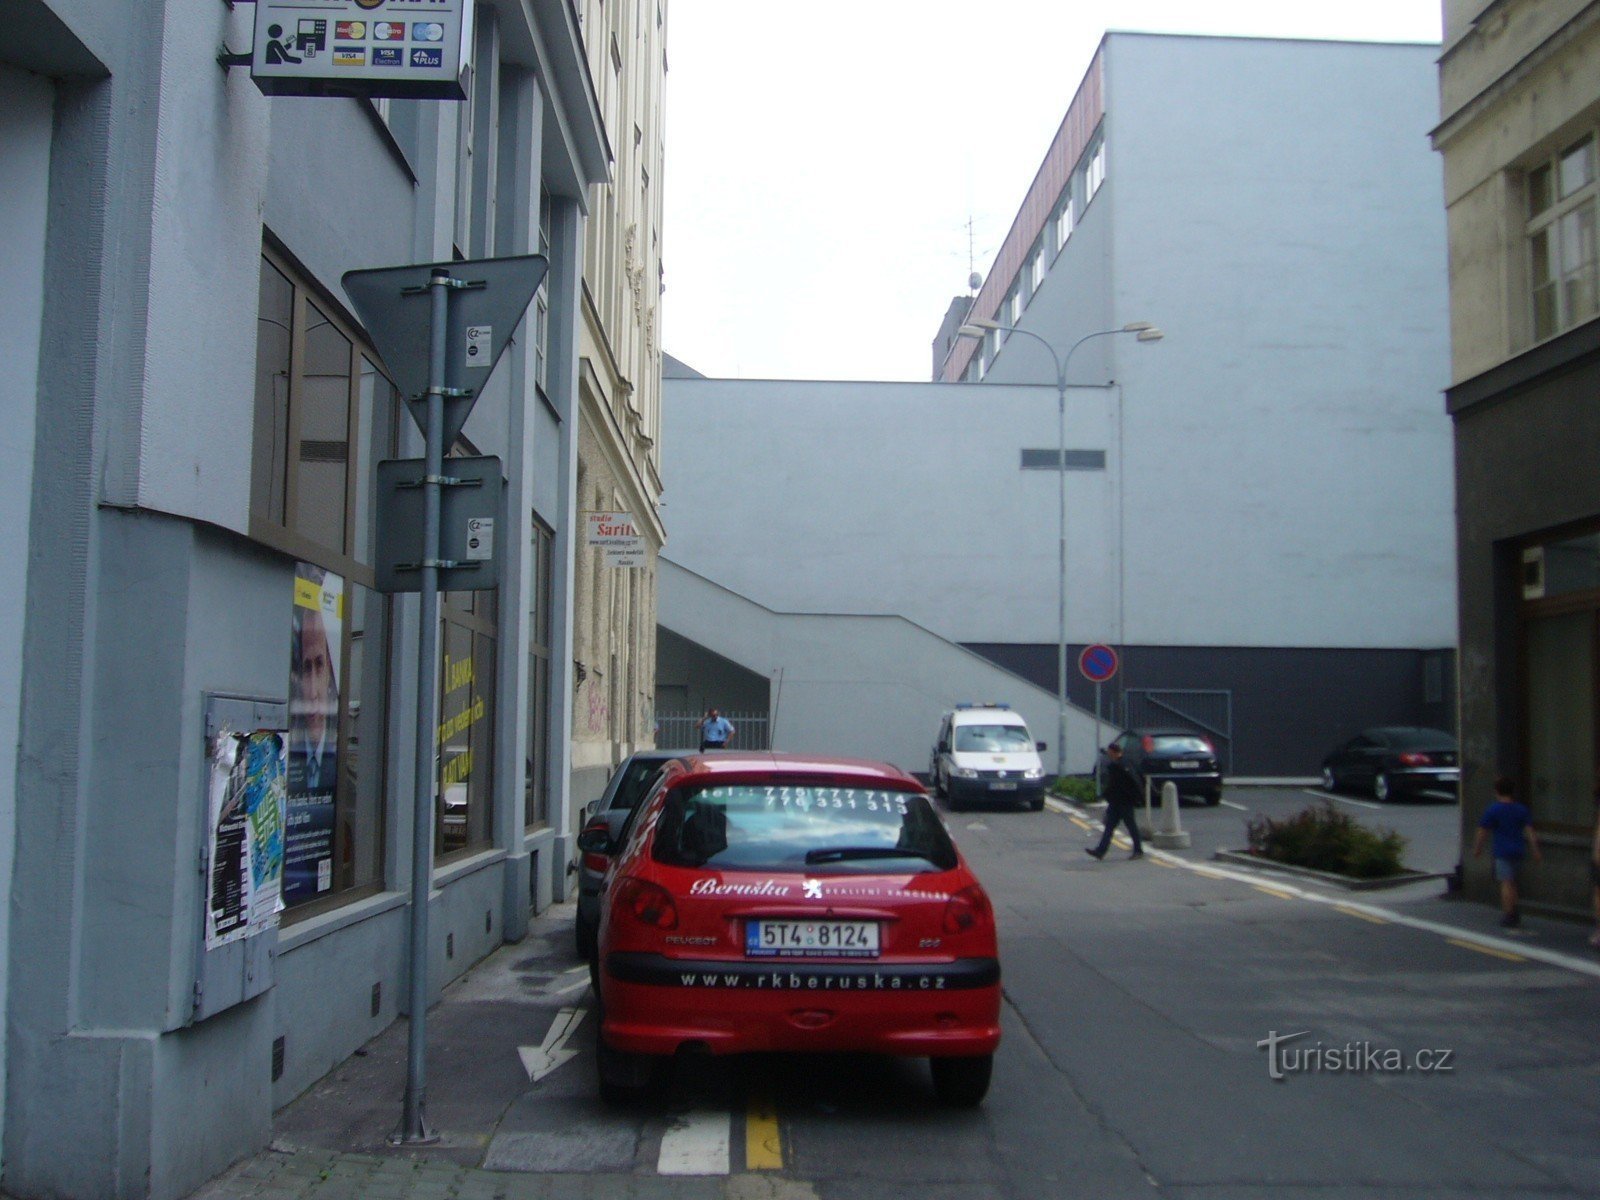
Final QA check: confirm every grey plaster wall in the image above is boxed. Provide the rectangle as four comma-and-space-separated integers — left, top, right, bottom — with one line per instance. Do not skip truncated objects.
0, 65, 52, 1162
659, 560, 1105, 775
1101, 35, 1454, 650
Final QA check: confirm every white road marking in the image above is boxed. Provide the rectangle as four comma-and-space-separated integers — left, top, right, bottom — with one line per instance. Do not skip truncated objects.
1303, 788, 1381, 810
517, 1006, 586, 1082
1143, 849, 1600, 981
1219, 799, 1249, 811
657, 1109, 731, 1175
965, 821, 990, 831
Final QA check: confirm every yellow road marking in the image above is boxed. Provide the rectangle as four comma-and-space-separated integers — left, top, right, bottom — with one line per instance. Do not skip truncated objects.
1252, 883, 1296, 900
1334, 904, 1389, 925
745, 1091, 783, 1171
1446, 937, 1526, 963
1148, 857, 1176, 868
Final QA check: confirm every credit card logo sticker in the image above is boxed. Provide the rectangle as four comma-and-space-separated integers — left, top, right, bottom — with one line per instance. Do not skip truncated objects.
413, 23, 445, 42
335, 21, 366, 39
333, 49, 366, 67
410, 47, 442, 67
372, 47, 404, 66
373, 22, 406, 40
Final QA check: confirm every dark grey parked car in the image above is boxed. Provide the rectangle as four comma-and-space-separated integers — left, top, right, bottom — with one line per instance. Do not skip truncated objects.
1319, 727, 1459, 801
574, 750, 688, 959
1107, 728, 1224, 805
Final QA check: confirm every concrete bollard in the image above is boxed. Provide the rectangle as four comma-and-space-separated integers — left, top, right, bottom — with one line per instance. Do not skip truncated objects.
1149, 779, 1192, 849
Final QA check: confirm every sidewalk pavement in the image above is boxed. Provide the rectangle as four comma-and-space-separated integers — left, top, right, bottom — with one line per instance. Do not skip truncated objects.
187, 903, 805, 1200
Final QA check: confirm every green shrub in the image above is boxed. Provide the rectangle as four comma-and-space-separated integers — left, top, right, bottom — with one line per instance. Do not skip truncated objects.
1051, 775, 1098, 804
1245, 802, 1407, 879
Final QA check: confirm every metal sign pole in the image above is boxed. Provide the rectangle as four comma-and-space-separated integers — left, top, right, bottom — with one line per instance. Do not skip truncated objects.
395, 267, 452, 1145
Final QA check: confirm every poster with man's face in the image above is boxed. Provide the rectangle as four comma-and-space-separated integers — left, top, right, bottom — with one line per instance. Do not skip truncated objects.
286, 564, 343, 902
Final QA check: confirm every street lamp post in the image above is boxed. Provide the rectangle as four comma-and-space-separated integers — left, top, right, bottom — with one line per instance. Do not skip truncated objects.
956, 318, 1162, 780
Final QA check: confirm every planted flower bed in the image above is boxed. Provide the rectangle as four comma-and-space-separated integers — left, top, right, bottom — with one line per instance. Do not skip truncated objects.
1243, 801, 1408, 880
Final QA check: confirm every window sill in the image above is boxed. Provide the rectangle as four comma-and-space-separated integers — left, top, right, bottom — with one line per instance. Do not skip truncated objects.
433, 846, 508, 888
277, 889, 409, 955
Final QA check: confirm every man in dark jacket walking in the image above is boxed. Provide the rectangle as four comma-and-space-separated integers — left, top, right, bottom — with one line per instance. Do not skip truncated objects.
1087, 742, 1144, 860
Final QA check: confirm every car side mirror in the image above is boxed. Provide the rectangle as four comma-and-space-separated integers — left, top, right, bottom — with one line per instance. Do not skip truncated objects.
1036, 741, 1048, 752
576, 820, 612, 855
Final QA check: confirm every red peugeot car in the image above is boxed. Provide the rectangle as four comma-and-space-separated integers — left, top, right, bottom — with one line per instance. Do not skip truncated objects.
585, 752, 1001, 1107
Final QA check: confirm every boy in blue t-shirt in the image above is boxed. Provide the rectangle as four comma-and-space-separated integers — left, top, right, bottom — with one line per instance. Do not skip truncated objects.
1471, 776, 1543, 929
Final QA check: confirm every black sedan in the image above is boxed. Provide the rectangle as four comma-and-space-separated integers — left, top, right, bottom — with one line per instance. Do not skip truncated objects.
1319, 727, 1459, 801
1107, 728, 1223, 805
574, 749, 689, 959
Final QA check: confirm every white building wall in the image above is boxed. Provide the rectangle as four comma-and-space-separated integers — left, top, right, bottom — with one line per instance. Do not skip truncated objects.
1100, 35, 1455, 649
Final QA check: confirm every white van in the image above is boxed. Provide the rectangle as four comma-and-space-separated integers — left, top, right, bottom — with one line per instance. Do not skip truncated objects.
929, 704, 1048, 811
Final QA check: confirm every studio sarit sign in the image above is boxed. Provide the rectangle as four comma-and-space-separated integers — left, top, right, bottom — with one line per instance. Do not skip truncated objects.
252, 0, 473, 100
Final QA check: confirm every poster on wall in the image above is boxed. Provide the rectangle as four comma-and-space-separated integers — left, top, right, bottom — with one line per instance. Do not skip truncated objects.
286, 564, 344, 904
205, 729, 287, 950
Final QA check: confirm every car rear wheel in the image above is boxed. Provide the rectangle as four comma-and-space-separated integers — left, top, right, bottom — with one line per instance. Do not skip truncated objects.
595, 1007, 665, 1106
1320, 766, 1338, 793
1203, 791, 1221, 807
1374, 773, 1394, 802
930, 1054, 993, 1107
1028, 796, 1045, 812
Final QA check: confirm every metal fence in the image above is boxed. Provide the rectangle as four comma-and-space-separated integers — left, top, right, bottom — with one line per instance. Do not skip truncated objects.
655, 710, 771, 751
1122, 688, 1234, 774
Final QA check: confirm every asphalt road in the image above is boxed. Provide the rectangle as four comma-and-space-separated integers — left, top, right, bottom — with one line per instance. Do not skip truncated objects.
211, 787, 1600, 1200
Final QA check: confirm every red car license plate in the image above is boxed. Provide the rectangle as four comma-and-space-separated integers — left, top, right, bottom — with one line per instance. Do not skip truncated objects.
746, 920, 879, 958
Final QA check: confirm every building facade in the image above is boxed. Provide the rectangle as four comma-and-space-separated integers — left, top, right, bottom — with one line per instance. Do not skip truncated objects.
0, 0, 663, 1195
662, 33, 1455, 779
1433, 0, 1600, 917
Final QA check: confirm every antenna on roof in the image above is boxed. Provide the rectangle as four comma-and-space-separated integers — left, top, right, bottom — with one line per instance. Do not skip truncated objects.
966, 215, 981, 294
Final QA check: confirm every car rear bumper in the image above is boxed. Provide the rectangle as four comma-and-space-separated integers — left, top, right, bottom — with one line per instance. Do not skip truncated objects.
601, 952, 1003, 1056
1388, 768, 1460, 795
1142, 771, 1222, 798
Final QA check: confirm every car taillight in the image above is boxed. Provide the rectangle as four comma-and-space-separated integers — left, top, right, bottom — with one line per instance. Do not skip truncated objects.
943, 885, 994, 935
582, 851, 610, 873
1201, 739, 1215, 756
1397, 752, 1432, 766
1141, 735, 1155, 753
613, 877, 678, 930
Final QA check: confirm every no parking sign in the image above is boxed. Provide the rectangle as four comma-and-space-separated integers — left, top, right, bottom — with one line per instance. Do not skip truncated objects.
1079, 644, 1119, 683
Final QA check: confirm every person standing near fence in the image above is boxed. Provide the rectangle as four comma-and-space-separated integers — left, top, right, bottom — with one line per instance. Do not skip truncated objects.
699, 708, 735, 752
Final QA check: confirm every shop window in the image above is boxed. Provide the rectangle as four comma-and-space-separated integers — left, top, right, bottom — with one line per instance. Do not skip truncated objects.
438, 583, 497, 859
252, 245, 397, 915
525, 519, 554, 828
1523, 610, 1594, 830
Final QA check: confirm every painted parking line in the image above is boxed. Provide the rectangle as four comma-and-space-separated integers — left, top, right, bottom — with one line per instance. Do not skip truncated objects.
1333, 903, 1390, 925
1252, 883, 1297, 900
1219, 798, 1249, 811
1446, 937, 1527, 964
657, 1110, 730, 1175
745, 1091, 783, 1171
1303, 788, 1381, 810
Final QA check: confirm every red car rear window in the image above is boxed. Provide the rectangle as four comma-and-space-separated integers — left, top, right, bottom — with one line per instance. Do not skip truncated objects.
652, 783, 957, 873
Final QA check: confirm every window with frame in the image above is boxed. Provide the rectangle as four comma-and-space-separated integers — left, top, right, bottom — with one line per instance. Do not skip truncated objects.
1055, 194, 1075, 253
1528, 133, 1598, 342
534, 186, 552, 394
251, 245, 397, 915
1519, 526, 1600, 833
525, 518, 554, 828
1085, 136, 1106, 202
438, 557, 498, 860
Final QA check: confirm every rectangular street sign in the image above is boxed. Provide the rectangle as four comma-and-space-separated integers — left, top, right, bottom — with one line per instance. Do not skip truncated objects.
375, 457, 504, 592
252, 0, 473, 100
585, 511, 646, 569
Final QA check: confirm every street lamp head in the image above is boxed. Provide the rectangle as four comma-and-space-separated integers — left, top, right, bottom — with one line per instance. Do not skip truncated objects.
1121, 322, 1154, 333
1135, 327, 1164, 343
955, 324, 988, 340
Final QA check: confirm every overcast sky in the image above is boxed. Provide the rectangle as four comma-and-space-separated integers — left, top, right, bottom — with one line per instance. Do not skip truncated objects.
659, 1, 1445, 382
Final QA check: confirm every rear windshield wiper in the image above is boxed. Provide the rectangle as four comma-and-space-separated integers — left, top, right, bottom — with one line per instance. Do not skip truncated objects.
804, 846, 932, 864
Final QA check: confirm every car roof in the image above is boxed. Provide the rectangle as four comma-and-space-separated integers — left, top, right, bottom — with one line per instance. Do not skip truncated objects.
1127, 727, 1205, 737
664, 751, 921, 788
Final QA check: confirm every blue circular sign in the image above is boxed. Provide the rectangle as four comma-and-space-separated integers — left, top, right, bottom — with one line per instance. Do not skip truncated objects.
1079, 644, 1119, 683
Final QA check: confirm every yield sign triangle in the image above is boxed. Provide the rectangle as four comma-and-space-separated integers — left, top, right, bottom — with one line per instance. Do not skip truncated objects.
342, 254, 549, 448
